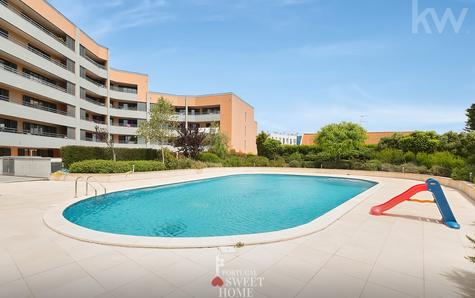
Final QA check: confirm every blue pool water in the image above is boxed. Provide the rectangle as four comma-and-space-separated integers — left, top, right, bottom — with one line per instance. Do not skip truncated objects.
64, 174, 376, 237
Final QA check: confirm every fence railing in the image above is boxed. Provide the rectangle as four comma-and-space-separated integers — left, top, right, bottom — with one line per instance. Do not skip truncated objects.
0, 31, 69, 71
81, 53, 106, 70
1, 1, 69, 48
0, 126, 68, 139
0, 63, 68, 93
110, 85, 138, 94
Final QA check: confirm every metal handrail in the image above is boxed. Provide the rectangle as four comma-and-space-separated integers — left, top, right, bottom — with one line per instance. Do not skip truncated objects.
74, 176, 85, 198
86, 176, 107, 195
81, 53, 107, 70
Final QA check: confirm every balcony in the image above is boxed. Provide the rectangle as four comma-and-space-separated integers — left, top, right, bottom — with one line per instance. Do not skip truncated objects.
0, 64, 76, 106
1, 63, 67, 93
0, 99, 76, 127
0, 127, 76, 149
110, 86, 138, 101
174, 112, 221, 123
110, 85, 137, 94
80, 77, 107, 97
0, 30, 72, 74
0, 126, 67, 139
109, 106, 147, 118
0, 1, 75, 58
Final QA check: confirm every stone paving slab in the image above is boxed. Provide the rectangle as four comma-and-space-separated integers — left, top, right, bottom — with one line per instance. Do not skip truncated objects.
0, 168, 473, 298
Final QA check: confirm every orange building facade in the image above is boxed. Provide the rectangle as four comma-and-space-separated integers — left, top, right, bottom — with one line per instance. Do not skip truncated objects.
300, 132, 413, 146
0, 0, 257, 156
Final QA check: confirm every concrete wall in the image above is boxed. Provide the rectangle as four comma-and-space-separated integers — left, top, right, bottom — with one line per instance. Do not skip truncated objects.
2, 156, 51, 178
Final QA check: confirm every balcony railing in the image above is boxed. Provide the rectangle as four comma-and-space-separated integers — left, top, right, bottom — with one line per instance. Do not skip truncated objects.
82, 96, 105, 106
22, 101, 73, 117
0, 63, 68, 93
82, 75, 106, 88
0, 1, 69, 48
0, 126, 68, 139
0, 94, 8, 101
0, 30, 69, 71
110, 85, 138, 94
80, 117, 106, 125
111, 122, 138, 128
81, 53, 106, 70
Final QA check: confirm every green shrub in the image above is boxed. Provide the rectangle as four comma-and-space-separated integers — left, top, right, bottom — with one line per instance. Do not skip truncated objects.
166, 158, 194, 170
404, 151, 416, 163
376, 149, 405, 164
222, 156, 244, 167
191, 161, 207, 169
286, 152, 303, 163
381, 163, 401, 172
352, 160, 381, 171
269, 157, 287, 167
288, 160, 303, 168
197, 152, 221, 163
69, 160, 165, 173
61, 146, 162, 168
430, 165, 451, 177
401, 163, 429, 174
245, 156, 270, 167
451, 166, 475, 181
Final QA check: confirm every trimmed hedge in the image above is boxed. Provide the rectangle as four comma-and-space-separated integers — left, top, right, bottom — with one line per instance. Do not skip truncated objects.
69, 160, 166, 173
61, 146, 161, 167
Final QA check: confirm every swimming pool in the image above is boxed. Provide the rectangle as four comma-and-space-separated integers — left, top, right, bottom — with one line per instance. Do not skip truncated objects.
63, 174, 376, 238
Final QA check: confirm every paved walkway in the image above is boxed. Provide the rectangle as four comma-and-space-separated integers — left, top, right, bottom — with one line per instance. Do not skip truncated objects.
0, 169, 474, 298
0, 175, 46, 184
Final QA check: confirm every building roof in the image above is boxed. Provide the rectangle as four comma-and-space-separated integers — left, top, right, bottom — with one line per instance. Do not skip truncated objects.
300, 131, 413, 146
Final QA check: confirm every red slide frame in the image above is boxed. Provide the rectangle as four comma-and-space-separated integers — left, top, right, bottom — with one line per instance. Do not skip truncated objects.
370, 183, 428, 215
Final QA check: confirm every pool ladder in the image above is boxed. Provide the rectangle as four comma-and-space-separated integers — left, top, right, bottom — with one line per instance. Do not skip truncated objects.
74, 176, 107, 198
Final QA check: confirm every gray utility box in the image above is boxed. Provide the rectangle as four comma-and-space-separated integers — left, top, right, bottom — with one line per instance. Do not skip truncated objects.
1, 156, 51, 178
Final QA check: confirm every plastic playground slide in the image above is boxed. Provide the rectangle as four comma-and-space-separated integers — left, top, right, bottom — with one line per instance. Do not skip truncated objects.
370, 178, 460, 229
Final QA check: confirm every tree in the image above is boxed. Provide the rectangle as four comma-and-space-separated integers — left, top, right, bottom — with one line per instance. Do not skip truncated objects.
261, 138, 281, 159
205, 123, 229, 158
95, 125, 116, 161
174, 125, 206, 159
399, 131, 440, 154
256, 132, 269, 156
137, 97, 177, 163
466, 103, 475, 131
315, 122, 367, 161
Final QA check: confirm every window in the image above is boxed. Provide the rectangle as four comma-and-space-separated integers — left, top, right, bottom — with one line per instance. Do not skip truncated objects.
119, 135, 137, 144
28, 44, 51, 60
23, 122, 57, 135
23, 95, 57, 111
0, 147, 11, 156
0, 88, 9, 101
0, 118, 17, 130
0, 27, 8, 38
0, 58, 17, 70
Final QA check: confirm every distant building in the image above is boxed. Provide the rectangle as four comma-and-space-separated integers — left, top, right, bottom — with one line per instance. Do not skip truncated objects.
300, 131, 413, 146
269, 132, 300, 146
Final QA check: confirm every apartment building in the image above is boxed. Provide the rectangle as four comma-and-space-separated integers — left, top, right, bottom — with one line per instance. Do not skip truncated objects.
269, 132, 300, 146
0, 0, 257, 157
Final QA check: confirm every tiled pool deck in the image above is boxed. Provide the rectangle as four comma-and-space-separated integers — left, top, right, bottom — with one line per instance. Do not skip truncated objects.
0, 169, 474, 298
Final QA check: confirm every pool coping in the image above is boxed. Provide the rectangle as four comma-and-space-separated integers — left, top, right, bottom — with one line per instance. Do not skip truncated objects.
43, 170, 382, 248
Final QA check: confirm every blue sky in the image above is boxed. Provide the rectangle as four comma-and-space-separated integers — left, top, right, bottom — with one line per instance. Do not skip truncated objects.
49, 0, 474, 134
